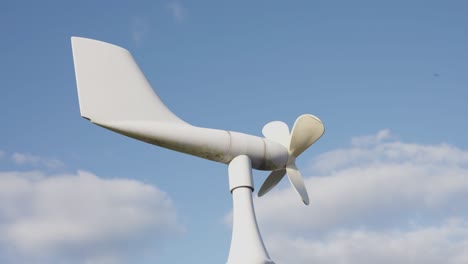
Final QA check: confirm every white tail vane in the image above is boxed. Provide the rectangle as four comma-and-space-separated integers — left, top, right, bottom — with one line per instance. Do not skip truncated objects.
71, 37, 325, 263
259, 115, 324, 205
71, 37, 186, 124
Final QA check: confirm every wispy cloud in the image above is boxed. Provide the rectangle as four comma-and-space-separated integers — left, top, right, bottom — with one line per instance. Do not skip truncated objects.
0, 170, 183, 263
130, 17, 150, 46
229, 130, 468, 264
167, 1, 187, 23
0, 150, 4, 160
351, 128, 392, 147
11, 152, 65, 169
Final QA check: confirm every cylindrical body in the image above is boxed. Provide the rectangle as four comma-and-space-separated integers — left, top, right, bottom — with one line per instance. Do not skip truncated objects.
94, 120, 289, 171
227, 155, 275, 264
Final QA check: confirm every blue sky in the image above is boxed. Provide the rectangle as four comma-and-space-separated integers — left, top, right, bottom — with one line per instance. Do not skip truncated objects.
1, 0, 467, 263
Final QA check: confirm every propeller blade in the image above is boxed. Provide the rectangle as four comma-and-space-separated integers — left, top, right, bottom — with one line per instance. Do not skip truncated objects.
262, 121, 290, 148
286, 163, 309, 205
258, 168, 287, 197
289, 114, 324, 157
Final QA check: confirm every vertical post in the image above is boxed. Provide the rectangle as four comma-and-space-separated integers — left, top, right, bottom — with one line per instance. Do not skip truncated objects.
227, 155, 275, 264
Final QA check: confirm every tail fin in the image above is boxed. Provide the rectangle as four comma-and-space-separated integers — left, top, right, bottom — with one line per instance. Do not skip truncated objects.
71, 37, 186, 124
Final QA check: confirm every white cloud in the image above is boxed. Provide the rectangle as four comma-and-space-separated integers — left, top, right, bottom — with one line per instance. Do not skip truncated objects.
0, 150, 5, 159
245, 130, 468, 263
311, 130, 468, 174
167, 1, 187, 23
266, 218, 468, 264
0, 170, 182, 263
11, 152, 65, 169
351, 128, 392, 147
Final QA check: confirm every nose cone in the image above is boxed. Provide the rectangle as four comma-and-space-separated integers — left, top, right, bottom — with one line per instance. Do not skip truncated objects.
262, 138, 289, 171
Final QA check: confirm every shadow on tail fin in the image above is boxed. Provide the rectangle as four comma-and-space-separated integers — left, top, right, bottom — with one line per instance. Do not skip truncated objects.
71, 37, 187, 124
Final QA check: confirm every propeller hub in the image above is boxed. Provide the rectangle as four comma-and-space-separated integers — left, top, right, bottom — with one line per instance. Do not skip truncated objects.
259, 114, 325, 205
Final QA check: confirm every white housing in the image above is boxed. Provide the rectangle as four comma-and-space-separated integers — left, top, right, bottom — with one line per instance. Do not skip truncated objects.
71, 37, 325, 263
71, 37, 289, 171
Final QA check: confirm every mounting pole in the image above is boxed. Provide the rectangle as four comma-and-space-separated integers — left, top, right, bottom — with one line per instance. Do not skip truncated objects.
227, 155, 275, 264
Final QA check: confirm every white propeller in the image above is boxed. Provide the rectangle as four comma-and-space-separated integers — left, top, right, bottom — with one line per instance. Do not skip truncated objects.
258, 114, 324, 205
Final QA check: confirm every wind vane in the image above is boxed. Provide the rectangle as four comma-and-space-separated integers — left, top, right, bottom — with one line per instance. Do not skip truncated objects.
71, 37, 324, 264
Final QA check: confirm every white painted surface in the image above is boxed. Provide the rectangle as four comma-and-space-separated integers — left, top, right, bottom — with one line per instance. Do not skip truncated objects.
71, 37, 290, 171
71, 37, 186, 124
71, 36, 326, 261
227, 155, 275, 264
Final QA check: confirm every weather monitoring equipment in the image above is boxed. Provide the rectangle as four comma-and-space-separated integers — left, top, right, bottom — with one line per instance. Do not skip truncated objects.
71, 37, 324, 264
